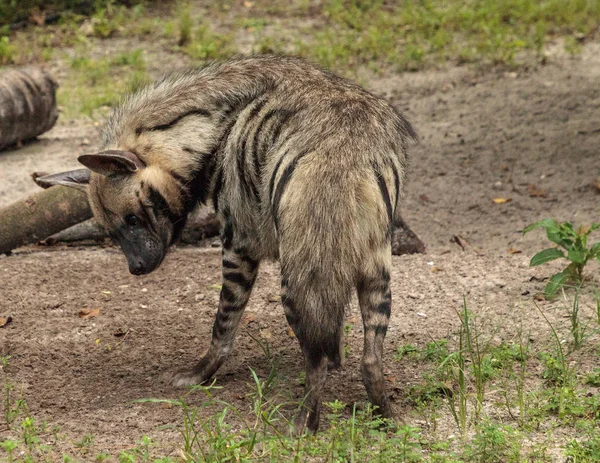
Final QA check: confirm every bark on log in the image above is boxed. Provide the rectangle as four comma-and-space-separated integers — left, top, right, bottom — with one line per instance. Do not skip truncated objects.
0, 67, 58, 151
0, 186, 92, 255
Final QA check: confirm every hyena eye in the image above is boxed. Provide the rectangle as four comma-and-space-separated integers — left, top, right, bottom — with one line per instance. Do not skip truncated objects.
125, 214, 139, 226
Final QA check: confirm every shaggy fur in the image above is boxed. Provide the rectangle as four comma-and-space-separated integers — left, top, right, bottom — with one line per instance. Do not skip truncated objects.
41, 55, 417, 434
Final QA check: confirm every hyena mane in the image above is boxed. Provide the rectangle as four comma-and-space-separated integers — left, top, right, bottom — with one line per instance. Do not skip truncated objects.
43, 54, 417, 434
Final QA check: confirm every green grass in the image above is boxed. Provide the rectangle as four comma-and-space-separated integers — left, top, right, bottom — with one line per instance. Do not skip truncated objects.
2, 288, 600, 462
292, 0, 600, 72
2, 0, 598, 118
57, 48, 149, 119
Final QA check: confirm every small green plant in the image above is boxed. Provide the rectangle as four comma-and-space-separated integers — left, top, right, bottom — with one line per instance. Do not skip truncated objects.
464, 422, 522, 463
565, 423, 600, 461
585, 368, 600, 387
0, 439, 17, 462
0, 35, 16, 64
524, 219, 600, 299
177, 1, 193, 46
395, 343, 419, 360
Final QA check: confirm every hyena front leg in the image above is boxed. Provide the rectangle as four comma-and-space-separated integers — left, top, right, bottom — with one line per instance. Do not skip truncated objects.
357, 261, 394, 419
170, 248, 259, 387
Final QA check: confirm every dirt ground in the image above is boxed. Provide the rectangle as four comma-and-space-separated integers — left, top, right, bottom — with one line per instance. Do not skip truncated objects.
0, 38, 599, 457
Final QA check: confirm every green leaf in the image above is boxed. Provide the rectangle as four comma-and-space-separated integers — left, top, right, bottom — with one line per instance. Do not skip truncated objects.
590, 223, 600, 232
523, 218, 558, 235
544, 272, 569, 299
547, 227, 573, 249
561, 222, 575, 236
529, 248, 565, 267
567, 249, 586, 264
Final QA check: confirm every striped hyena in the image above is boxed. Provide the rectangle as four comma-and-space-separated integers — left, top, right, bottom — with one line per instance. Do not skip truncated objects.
40, 55, 417, 434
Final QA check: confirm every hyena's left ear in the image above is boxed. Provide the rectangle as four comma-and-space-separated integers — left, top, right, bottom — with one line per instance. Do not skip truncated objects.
34, 169, 91, 192
78, 150, 145, 176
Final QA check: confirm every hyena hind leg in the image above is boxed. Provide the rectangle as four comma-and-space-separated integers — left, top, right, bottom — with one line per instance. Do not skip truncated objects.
281, 281, 335, 435
357, 262, 394, 419
170, 248, 259, 387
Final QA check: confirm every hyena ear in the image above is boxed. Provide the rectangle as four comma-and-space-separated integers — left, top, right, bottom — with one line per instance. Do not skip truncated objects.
78, 150, 145, 176
34, 169, 91, 192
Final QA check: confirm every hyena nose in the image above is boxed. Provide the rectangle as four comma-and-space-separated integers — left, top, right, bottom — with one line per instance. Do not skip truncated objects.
129, 260, 146, 275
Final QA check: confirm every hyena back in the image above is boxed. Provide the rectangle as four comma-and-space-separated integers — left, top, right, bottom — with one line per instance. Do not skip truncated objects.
41, 55, 416, 434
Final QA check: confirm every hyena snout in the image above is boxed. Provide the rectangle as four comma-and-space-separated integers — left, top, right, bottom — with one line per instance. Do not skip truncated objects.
119, 232, 166, 275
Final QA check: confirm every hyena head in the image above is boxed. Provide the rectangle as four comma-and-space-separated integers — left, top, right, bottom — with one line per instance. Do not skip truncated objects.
38, 149, 187, 276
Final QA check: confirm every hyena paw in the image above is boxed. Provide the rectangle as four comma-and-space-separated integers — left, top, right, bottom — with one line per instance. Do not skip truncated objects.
169, 356, 221, 388
169, 369, 211, 388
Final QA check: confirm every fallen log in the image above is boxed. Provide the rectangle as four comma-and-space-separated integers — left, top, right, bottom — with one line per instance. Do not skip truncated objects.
0, 67, 58, 151
43, 208, 221, 246
5, 172, 426, 256
0, 186, 92, 255
392, 217, 426, 255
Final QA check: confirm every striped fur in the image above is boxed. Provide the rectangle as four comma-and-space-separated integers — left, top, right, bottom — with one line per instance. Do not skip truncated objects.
44, 55, 417, 434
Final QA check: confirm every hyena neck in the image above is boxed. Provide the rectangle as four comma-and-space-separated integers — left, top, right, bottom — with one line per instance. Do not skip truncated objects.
179, 86, 275, 216
102, 60, 280, 217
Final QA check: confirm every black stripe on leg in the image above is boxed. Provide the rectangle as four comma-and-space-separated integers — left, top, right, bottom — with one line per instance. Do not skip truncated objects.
213, 311, 232, 337
221, 209, 234, 249
222, 259, 238, 269
368, 324, 388, 337
376, 301, 391, 317
241, 254, 259, 270
223, 272, 254, 292
271, 150, 311, 226
220, 285, 236, 304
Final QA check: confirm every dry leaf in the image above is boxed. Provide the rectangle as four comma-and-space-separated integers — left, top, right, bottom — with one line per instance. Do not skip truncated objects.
451, 234, 483, 255
419, 194, 430, 203
492, 198, 512, 204
113, 329, 129, 338
79, 308, 100, 319
508, 248, 522, 254
0, 316, 13, 328
259, 328, 273, 339
527, 184, 547, 198
242, 313, 256, 325
385, 375, 397, 383
287, 327, 296, 338
243, 1, 254, 7
430, 267, 443, 272
267, 294, 281, 303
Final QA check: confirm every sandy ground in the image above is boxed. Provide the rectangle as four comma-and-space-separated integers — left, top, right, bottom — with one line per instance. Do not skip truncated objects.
0, 40, 599, 457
